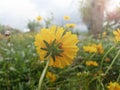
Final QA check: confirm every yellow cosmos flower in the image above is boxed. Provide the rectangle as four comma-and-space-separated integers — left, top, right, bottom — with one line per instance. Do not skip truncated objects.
36, 16, 42, 21
63, 16, 70, 20
113, 29, 120, 36
83, 45, 97, 53
46, 72, 57, 82
85, 60, 98, 67
107, 82, 120, 90
34, 25, 79, 68
83, 43, 104, 54
94, 43, 104, 54
65, 23, 76, 28
113, 29, 120, 42
114, 36, 120, 42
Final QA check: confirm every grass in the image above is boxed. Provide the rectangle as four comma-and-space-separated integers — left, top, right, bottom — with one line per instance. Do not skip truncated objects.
0, 30, 120, 90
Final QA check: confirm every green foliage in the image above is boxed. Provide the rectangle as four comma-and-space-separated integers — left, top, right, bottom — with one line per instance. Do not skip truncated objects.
0, 33, 41, 90
0, 24, 4, 34
44, 16, 54, 28
0, 24, 20, 34
27, 20, 40, 32
0, 30, 120, 90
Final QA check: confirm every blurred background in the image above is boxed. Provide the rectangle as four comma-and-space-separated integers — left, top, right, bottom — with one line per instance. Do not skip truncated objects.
0, 0, 120, 35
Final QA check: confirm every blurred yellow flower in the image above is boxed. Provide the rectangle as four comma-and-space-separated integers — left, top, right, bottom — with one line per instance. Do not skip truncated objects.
107, 82, 120, 90
83, 43, 104, 54
65, 23, 76, 28
113, 29, 120, 42
95, 43, 104, 54
113, 29, 120, 36
83, 45, 97, 53
36, 16, 42, 21
63, 16, 70, 20
85, 60, 98, 67
46, 72, 57, 82
114, 36, 120, 42
102, 31, 107, 38
34, 25, 79, 68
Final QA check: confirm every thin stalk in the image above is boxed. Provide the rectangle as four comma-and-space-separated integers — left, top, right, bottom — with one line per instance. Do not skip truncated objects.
89, 53, 96, 60
97, 77, 105, 90
105, 50, 120, 75
38, 54, 51, 90
117, 73, 120, 82
100, 45, 115, 70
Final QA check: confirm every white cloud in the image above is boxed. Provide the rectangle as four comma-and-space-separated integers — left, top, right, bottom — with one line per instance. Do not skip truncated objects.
0, 0, 38, 30
0, 0, 81, 31
0, 0, 38, 18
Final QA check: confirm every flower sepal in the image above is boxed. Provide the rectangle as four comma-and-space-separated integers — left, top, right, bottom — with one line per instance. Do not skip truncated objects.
41, 39, 64, 61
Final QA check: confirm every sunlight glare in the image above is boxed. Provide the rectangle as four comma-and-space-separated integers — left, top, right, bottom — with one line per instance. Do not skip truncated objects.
106, 0, 120, 12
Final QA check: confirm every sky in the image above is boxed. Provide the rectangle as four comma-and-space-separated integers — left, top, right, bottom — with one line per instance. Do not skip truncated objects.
0, 0, 85, 32
0, 0, 120, 32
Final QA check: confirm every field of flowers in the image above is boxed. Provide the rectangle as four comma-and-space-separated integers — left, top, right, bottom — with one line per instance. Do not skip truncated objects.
0, 16, 120, 90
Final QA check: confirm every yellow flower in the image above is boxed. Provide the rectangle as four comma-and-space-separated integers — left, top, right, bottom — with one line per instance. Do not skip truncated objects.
114, 36, 120, 42
113, 29, 120, 42
102, 31, 107, 38
46, 72, 56, 82
34, 25, 79, 68
65, 23, 76, 28
83, 45, 97, 53
95, 43, 104, 54
36, 16, 42, 21
85, 60, 98, 66
113, 29, 120, 36
63, 16, 70, 20
107, 82, 120, 90
83, 43, 104, 54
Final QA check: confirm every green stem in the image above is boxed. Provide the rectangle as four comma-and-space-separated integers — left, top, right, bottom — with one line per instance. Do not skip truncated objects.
89, 53, 96, 60
105, 50, 120, 75
38, 54, 51, 90
85, 77, 98, 90
100, 45, 115, 70
117, 73, 120, 82
97, 76, 105, 90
